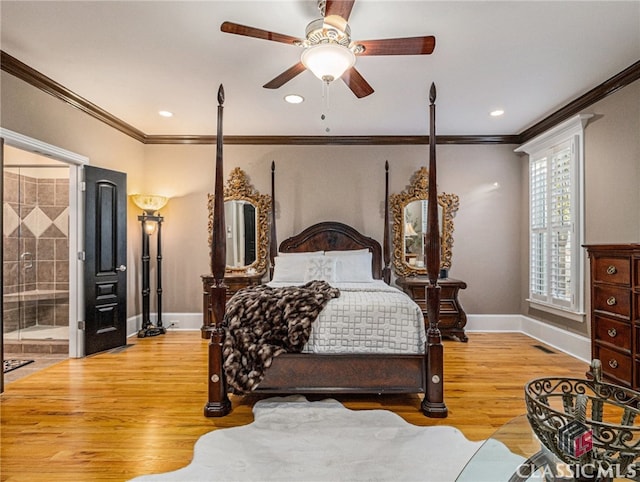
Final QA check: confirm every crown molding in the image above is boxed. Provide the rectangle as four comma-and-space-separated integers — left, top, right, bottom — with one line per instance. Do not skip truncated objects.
2, 50, 639, 147
518, 59, 640, 144
1, 51, 146, 143
144, 134, 521, 145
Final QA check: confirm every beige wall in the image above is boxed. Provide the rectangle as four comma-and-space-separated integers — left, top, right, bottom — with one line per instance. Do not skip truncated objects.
2, 71, 638, 329
0, 73, 145, 179
584, 80, 640, 244
1, 72, 146, 317
520, 80, 640, 337
144, 143, 522, 314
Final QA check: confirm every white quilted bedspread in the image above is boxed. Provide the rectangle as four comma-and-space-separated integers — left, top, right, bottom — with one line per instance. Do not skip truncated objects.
268, 280, 426, 354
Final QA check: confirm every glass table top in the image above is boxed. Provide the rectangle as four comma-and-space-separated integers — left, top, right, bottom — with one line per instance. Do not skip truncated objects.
455, 415, 632, 482
456, 415, 544, 481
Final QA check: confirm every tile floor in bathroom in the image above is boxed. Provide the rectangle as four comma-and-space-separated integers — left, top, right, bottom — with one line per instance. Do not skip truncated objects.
3, 353, 67, 384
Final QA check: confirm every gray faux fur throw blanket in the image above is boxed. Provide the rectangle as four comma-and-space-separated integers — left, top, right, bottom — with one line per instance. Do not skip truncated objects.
222, 280, 340, 394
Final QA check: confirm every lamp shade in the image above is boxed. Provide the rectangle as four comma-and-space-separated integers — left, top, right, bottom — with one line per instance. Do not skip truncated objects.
131, 194, 169, 215
405, 222, 418, 236
301, 43, 356, 83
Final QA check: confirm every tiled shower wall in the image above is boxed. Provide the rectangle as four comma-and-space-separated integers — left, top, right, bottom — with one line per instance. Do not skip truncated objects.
3, 170, 69, 333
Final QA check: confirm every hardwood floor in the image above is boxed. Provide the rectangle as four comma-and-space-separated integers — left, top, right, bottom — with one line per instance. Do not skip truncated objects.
0, 331, 588, 481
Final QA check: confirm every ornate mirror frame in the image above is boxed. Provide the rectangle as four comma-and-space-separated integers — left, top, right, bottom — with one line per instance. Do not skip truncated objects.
208, 167, 272, 274
390, 167, 459, 277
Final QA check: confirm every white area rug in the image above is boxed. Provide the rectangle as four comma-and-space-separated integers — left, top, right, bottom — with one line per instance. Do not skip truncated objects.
130, 395, 526, 482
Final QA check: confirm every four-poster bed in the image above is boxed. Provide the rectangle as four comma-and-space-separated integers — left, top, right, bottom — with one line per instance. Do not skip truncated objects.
204, 83, 447, 418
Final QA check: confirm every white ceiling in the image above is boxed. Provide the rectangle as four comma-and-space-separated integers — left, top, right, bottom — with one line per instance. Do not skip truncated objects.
1, 1, 639, 138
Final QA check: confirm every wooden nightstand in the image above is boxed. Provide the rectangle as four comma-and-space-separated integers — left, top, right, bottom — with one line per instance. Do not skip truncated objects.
200, 271, 264, 335
395, 276, 468, 342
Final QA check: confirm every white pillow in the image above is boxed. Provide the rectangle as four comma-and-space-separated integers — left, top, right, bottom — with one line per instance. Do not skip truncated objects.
271, 255, 309, 283
325, 249, 369, 256
328, 251, 374, 282
277, 251, 324, 256
303, 256, 336, 283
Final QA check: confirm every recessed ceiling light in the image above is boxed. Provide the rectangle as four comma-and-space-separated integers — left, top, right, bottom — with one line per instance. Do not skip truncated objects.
284, 94, 304, 104
490, 109, 504, 117
158, 110, 174, 118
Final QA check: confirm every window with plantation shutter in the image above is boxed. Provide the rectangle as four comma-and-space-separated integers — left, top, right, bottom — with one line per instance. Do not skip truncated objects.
548, 143, 573, 306
530, 157, 547, 297
516, 114, 592, 320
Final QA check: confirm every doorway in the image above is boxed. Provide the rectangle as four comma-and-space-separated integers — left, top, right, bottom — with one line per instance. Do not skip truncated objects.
3, 150, 70, 356
1, 129, 87, 361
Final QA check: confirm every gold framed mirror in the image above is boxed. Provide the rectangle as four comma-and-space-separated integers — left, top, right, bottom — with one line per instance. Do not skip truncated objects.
208, 167, 271, 274
390, 167, 459, 277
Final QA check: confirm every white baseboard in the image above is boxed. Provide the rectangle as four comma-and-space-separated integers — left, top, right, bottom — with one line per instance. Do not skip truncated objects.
127, 313, 203, 338
466, 314, 591, 363
127, 315, 140, 337
129, 312, 591, 363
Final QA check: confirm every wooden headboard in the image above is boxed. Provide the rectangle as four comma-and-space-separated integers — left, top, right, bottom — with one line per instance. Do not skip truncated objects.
278, 221, 383, 280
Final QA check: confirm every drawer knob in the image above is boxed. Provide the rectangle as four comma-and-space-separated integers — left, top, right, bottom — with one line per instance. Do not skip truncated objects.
607, 296, 617, 306
608, 328, 617, 338
606, 265, 617, 275
609, 359, 619, 369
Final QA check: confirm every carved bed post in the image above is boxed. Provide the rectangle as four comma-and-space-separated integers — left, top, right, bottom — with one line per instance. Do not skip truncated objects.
269, 161, 277, 280
382, 160, 391, 285
205, 84, 231, 417
421, 83, 448, 417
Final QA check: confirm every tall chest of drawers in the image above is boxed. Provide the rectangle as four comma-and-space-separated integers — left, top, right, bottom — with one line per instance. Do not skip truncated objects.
585, 244, 640, 388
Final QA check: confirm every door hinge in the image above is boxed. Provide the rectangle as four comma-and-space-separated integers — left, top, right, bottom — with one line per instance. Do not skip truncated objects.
80, 181, 86, 192
78, 321, 85, 330
78, 251, 85, 261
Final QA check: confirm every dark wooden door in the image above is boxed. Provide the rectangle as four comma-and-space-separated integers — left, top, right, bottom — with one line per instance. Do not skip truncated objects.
84, 166, 127, 355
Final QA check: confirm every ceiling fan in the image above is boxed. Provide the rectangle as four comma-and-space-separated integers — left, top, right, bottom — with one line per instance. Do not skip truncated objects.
220, 0, 436, 98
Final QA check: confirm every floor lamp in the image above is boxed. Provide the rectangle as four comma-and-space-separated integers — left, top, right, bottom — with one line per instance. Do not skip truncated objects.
131, 194, 169, 338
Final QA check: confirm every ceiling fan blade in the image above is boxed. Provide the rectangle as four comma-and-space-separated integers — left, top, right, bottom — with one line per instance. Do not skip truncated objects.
263, 62, 307, 89
324, 0, 356, 21
221, 21, 302, 46
341, 67, 374, 98
357, 36, 436, 56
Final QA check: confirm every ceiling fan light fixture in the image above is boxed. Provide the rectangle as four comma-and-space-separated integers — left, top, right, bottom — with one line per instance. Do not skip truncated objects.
301, 43, 356, 83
